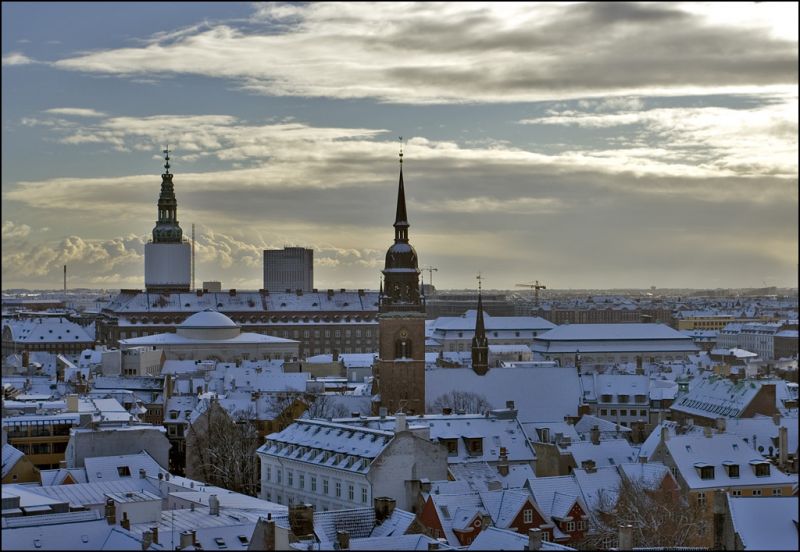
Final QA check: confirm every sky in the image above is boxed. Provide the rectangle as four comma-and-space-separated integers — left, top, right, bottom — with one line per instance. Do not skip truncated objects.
2, 2, 797, 292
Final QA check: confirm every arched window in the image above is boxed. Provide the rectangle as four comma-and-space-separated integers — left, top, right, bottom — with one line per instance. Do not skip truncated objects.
395, 338, 412, 359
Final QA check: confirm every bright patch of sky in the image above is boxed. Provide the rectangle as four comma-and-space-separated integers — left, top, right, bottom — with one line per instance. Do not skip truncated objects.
2, 2, 797, 291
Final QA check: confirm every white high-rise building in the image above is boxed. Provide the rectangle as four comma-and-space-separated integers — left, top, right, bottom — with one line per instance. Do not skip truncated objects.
263, 247, 313, 292
144, 149, 190, 292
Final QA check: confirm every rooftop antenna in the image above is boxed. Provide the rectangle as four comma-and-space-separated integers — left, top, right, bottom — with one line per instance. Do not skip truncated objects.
63, 265, 67, 303
192, 223, 196, 292
476, 272, 483, 293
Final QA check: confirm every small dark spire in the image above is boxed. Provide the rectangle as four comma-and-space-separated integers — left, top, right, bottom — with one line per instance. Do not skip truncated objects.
475, 274, 486, 337
472, 273, 488, 375
163, 145, 171, 175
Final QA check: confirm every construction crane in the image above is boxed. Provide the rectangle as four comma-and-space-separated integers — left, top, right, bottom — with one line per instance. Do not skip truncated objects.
516, 280, 546, 307
422, 266, 438, 289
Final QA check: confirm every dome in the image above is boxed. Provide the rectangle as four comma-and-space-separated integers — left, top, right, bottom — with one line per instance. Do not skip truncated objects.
179, 309, 238, 329
384, 242, 418, 270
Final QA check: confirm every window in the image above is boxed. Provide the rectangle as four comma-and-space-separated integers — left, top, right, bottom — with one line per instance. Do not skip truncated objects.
362, 487, 368, 503
699, 466, 715, 480
266, 466, 271, 482
566, 521, 575, 532
542, 532, 550, 542
335, 330, 341, 338
772, 488, 782, 496
348, 484, 354, 501
277, 469, 282, 484
610, 409, 617, 416
576, 520, 587, 531
754, 463, 770, 477
620, 409, 628, 416
523, 509, 533, 524
116, 466, 131, 477
335, 481, 342, 498
311, 477, 317, 492
752, 489, 762, 496
732, 490, 742, 496
287, 470, 293, 487
600, 409, 608, 416
442, 439, 458, 455
726, 464, 739, 478
323, 479, 329, 495
697, 492, 706, 506
299, 473, 305, 490
639, 410, 647, 416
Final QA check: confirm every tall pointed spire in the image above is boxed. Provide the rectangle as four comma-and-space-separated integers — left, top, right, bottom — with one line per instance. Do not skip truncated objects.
394, 138, 409, 242
472, 273, 489, 375
152, 146, 183, 243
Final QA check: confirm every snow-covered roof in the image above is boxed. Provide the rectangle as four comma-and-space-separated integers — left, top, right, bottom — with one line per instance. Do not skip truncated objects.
1, 519, 146, 551
84, 451, 164, 482
449, 461, 536, 492
349, 533, 451, 550
2, 443, 26, 478
522, 421, 580, 444
119, 330, 296, 346
536, 323, 693, 342
563, 438, 638, 468
23, 477, 161, 509
662, 433, 794, 490
312, 507, 376, 548
428, 491, 485, 546
2, 316, 94, 344
573, 414, 632, 436
528, 476, 586, 521
38, 467, 88, 487
369, 508, 416, 538
467, 526, 576, 551
478, 489, 531, 528
724, 415, 799, 456
426, 367, 581, 423
429, 311, 556, 333
179, 309, 239, 328
728, 496, 799, 551
671, 377, 781, 420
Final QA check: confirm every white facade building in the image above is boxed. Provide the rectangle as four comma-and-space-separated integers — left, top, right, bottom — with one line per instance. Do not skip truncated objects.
264, 247, 314, 292
426, 310, 556, 354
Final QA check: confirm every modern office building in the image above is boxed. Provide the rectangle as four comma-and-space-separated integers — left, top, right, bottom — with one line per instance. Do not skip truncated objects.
264, 247, 314, 293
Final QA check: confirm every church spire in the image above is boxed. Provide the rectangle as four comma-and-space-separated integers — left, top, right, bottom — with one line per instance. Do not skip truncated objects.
394, 138, 409, 243
472, 273, 489, 375
152, 146, 183, 243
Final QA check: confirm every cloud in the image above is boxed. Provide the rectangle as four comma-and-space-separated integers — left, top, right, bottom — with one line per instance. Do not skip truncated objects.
2, 221, 32, 239
44, 107, 108, 118
51, 2, 798, 104
2, 52, 36, 66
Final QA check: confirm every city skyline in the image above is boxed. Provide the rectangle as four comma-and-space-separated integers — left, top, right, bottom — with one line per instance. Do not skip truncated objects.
2, 2, 798, 291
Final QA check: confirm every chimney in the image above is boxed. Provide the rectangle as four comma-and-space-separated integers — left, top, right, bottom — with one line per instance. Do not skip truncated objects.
540, 427, 550, 443
395, 412, 407, 432
67, 393, 79, 413
704, 426, 713, 438
715, 417, 726, 433
497, 447, 509, 476
22, 350, 29, 369
527, 528, 542, 551
141, 530, 152, 551
121, 512, 130, 531
288, 503, 315, 539
635, 355, 644, 375
506, 400, 515, 410
150, 526, 159, 545
427, 542, 439, 551
618, 524, 633, 550
191, 530, 197, 545
379, 407, 387, 419
332, 349, 339, 362
442, 407, 453, 415
209, 494, 220, 516
480, 514, 492, 529
374, 497, 397, 524
660, 425, 669, 443
139, 468, 146, 479
165, 375, 173, 399
773, 412, 781, 425
581, 460, 597, 474
263, 517, 276, 551
105, 498, 116, 525
179, 531, 193, 549
336, 530, 350, 550
779, 426, 788, 467
713, 489, 727, 549
590, 425, 600, 445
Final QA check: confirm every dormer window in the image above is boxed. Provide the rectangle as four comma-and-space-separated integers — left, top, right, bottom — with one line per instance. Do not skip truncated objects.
464, 437, 483, 456
601, 394, 612, 403
441, 439, 458, 455
750, 460, 770, 477
694, 462, 714, 480
723, 462, 739, 478
618, 394, 629, 403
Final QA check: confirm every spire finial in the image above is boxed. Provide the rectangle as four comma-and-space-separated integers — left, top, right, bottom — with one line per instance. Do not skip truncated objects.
476, 272, 483, 294
163, 145, 172, 174
399, 136, 403, 164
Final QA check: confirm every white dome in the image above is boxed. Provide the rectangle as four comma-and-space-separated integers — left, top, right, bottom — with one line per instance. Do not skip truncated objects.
179, 309, 238, 329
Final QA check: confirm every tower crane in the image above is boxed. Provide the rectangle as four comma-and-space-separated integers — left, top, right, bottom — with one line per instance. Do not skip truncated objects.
422, 266, 438, 289
516, 280, 547, 307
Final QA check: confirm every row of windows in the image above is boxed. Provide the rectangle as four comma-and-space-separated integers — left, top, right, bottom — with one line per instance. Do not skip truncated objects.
599, 409, 648, 417
265, 466, 369, 503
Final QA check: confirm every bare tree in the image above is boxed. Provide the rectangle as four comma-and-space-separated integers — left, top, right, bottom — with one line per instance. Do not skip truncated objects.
303, 394, 352, 420
427, 390, 492, 414
578, 474, 708, 549
186, 400, 262, 496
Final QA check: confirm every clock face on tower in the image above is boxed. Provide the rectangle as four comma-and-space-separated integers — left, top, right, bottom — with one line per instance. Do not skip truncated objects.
399, 329, 408, 338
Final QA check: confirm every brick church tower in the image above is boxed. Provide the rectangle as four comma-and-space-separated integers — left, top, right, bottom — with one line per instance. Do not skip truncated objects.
372, 148, 426, 415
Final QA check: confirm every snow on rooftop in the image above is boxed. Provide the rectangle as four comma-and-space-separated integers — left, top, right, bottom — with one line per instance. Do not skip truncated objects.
728, 496, 799, 551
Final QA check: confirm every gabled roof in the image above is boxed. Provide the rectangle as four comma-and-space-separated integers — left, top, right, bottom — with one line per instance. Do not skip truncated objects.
528, 476, 586, 521
84, 451, 164, 482
23, 477, 161, 508
369, 508, 416, 538
349, 533, 453, 550
467, 526, 576, 551
312, 507, 376, 548
1, 519, 152, 550
563, 438, 638, 468
429, 491, 485, 546
478, 489, 531, 528
573, 414, 632, 436
671, 377, 781, 420
449, 461, 535, 492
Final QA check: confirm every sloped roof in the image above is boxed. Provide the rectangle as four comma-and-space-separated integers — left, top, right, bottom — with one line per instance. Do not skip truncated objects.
1, 519, 149, 551
312, 507, 376, 548
369, 508, 416, 538
528, 476, 585, 521
349, 533, 451, 550
671, 377, 780, 420
84, 451, 164, 482
426, 367, 580, 423
2, 443, 25, 478
449, 461, 535, 492
467, 526, 576, 551
3, 316, 94, 344
728, 496, 799, 551
24, 477, 161, 508
478, 489, 530, 528
564, 438, 638, 468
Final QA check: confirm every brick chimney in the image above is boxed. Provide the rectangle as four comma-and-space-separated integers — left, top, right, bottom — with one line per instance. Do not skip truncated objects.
773, 412, 781, 425
779, 426, 788, 467
179, 531, 193, 549
716, 417, 726, 433
704, 426, 713, 438
120, 512, 130, 531
139, 468, 147, 479
660, 425, 669, 443
527, 528, 542, 551
590, 425, 600, 445
336, 530, 350, 550
374, 497, 397, 524
288, 503, 315, 539
209, 494, 220, 516
105, 498, 116, 525
581, 459, 597, 474
150, 526, 159, 545
395, 412, 407, 432
141, 530, 152, 551
497, 447, 509, 476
